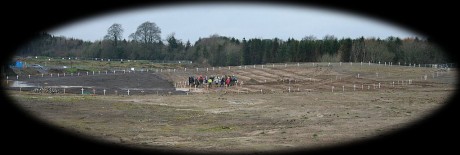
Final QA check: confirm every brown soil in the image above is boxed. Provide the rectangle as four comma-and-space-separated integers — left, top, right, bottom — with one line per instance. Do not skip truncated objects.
6, 63, 457, 154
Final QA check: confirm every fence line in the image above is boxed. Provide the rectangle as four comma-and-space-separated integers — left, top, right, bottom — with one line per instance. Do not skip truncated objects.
3, 61, 455, 95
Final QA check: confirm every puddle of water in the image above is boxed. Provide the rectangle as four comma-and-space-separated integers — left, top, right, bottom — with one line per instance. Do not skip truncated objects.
6, 81, 91, 89
8, 81, 36, 87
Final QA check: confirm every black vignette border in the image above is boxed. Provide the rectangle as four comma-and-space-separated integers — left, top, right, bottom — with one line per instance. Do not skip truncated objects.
0, 0, 458, 155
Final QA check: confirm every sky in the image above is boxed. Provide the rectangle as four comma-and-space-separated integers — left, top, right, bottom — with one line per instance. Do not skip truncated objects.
49, 3, 421, 44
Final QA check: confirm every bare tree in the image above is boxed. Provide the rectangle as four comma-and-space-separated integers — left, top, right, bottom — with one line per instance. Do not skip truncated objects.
302, 35, 317, 41
104, 23, 123, 45
129, 21, 161, 44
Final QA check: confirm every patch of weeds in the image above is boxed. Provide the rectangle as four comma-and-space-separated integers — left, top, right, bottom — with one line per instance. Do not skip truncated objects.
197, 126, 233, 132
301, 115, 309, 120
312, 133, 318, 139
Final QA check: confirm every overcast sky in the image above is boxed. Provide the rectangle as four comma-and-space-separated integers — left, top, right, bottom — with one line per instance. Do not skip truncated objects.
49, 3, 421, 43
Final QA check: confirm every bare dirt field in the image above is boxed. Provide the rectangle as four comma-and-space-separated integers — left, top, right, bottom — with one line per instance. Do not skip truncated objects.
5, 62, 457, 154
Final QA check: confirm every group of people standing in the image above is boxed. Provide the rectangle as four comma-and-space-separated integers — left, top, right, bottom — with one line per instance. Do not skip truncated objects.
188, 75, 238, 88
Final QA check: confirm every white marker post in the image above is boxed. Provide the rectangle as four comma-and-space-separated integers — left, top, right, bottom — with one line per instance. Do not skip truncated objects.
361, 62, 363, 66
297, 63, 300, 67
81, 88, 84, 95
273, 64, 275, 68
28, 75, 30, 79
87, 72, 89, 75
262, 65, 264, 69
103, 89, 106, 95
340, 62, 342, 66
379, 83, 381, 89
64, 73, 66, 77
16, 75, 19, 80
185, 68, 187, 72
332, 86, 334, 92
78, 72, 80, 76
50, 73, 53, 77
342, 85, 344, 92
93, 71, 95, 75
93, 89, 96, 95
63, 88, 65, 94
42, 74, 44, 77
288, 87, 291, 93
127, 89, 130, 96
6, 76, 8, 85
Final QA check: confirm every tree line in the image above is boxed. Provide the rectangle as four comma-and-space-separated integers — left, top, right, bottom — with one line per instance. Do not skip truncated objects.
17, 22, 448, 66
